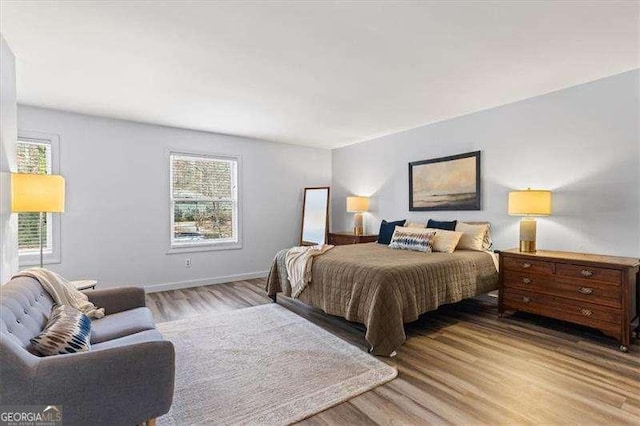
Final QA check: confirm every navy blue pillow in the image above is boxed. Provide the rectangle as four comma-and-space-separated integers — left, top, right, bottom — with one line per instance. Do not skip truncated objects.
378, 219, 407, 245
427, 219, 457, 231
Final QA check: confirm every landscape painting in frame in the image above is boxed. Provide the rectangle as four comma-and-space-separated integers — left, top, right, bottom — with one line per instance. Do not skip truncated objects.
409, 151, 481, 211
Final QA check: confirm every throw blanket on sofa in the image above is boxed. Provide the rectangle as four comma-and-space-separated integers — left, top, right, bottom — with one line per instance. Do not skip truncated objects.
285, 244, 334, 298
13, 268, 105, 319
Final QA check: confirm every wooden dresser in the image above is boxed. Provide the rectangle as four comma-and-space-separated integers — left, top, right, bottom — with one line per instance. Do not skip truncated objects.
328, 232, 378, 246
498, 249, 639, 351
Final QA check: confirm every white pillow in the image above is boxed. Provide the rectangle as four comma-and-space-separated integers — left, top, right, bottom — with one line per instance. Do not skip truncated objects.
389, 226, 436, 253
426, 228, 464, 253
462, 221, 493, 250
455, 222, 489, 251
404, 222, 426, 229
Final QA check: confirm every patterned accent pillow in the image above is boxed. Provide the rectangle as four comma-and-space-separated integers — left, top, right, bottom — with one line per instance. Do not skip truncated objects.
30, 305, 92, 356
389, 227, 436, 253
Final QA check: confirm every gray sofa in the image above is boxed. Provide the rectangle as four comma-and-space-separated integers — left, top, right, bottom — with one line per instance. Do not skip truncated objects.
0, 276, 175, 426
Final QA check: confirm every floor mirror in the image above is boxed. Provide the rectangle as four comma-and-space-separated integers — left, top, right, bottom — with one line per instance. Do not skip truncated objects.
300, 187, 330, 246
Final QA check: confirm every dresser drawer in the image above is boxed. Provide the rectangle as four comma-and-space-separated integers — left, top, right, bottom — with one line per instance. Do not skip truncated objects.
553, 276, 622, 308
503, 257, 553, 275
504, 270, 622, 308
503, 270, 554, 289
555, 263, 622, 284
503, 288, 622, 327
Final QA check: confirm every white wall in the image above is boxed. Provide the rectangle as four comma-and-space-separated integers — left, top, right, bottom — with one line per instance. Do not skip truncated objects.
0, 35, 18, 284
17, 106, 331, 290
332, 70, 640, 258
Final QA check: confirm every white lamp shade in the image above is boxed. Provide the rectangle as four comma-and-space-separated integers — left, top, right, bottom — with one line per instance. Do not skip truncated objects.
346, 196, 369, 213
11, 173, 66, 213
508, 189, 551, 216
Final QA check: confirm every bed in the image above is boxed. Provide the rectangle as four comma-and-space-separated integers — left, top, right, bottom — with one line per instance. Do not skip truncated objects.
266, 242, 499, 356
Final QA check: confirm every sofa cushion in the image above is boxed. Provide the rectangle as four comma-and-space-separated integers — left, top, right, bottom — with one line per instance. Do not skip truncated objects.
0, 276, 55, 349
90, 307, 156, 344
91, 329, 165, 351
30, 305, 92, 356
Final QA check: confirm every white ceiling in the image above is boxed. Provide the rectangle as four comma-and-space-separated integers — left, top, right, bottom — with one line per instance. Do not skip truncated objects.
1, 1, 638, 149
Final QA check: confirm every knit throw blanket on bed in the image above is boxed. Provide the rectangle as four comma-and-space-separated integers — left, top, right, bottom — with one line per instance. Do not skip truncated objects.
13, 268, 105, 319
285, 244, 334, 298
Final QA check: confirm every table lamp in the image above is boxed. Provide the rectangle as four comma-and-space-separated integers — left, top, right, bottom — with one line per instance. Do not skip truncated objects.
346, 196, 369, 236
508, 188, 551, 253
11, 173, 66, 267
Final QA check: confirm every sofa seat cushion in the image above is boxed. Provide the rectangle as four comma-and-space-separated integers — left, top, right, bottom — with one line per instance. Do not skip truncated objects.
91, 329, 164, 351
90, 307, 155, 344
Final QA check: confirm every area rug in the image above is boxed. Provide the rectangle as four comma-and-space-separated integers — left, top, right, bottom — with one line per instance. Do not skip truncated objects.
157, 303, 397, 425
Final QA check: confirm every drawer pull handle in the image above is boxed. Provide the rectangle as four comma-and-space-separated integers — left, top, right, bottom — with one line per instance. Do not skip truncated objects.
522, 296, 531, 303
580, 308, 593, 317
521, 263, 532, 269
581, 269, 593, 277
522, 278, 531, 284
578, 286, 593, 295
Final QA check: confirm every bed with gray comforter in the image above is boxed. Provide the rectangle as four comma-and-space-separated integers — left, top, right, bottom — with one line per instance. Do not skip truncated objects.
266, 242, 498, 356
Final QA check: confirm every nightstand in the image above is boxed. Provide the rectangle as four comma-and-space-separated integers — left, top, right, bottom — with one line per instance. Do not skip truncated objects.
498, 249, 639, 352
328, 232, 378, 246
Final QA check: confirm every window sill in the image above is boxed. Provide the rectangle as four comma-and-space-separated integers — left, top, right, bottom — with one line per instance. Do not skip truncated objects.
165, 242, 242, 254
19, 255, 62, 268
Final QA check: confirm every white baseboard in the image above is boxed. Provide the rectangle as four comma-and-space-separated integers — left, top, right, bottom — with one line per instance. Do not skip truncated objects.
144, 270, 268, 293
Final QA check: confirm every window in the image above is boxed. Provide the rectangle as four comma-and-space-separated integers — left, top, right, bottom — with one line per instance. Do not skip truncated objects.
170, 152, 240, 250
16, 131, 61, 265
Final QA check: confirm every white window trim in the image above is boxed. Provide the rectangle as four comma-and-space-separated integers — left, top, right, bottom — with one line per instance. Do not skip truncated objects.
18, 130, 62, 267
166, 150, 242, 254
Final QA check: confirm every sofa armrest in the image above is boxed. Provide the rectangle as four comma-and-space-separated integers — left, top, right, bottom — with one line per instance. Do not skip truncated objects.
0, 338, 40, 405
84, 286, 146, 314
34, 340, 175, 425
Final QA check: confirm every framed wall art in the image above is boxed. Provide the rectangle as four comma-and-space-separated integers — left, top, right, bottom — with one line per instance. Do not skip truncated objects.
409, 151, 481, 211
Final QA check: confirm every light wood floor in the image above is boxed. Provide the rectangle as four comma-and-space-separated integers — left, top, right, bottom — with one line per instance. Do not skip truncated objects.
147, 278, 640, 425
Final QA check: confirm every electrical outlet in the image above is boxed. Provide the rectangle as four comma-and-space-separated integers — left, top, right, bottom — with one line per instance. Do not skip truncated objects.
185, 258, 191, 267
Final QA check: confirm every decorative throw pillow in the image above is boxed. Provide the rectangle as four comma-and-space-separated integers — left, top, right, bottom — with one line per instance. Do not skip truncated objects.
30, 305, 92, 356
462, 221, 493, 250
404, 222, 426, 228
455, 222, 489, 251
427, 219, 457, 231
388, 227, 436, 253
426, 228, 464, 253
378, 219, 407, 245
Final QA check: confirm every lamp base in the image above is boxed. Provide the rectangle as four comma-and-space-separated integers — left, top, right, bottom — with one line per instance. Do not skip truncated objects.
353, 212, 364, 236
519, 240, 536, 253
518, 217, 537, 253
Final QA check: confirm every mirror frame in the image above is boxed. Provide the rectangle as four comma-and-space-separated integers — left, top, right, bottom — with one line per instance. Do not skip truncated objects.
300, 186, 330, 246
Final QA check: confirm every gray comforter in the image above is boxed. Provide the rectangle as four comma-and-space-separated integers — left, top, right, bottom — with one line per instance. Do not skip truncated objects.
266, 243, 499, 356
